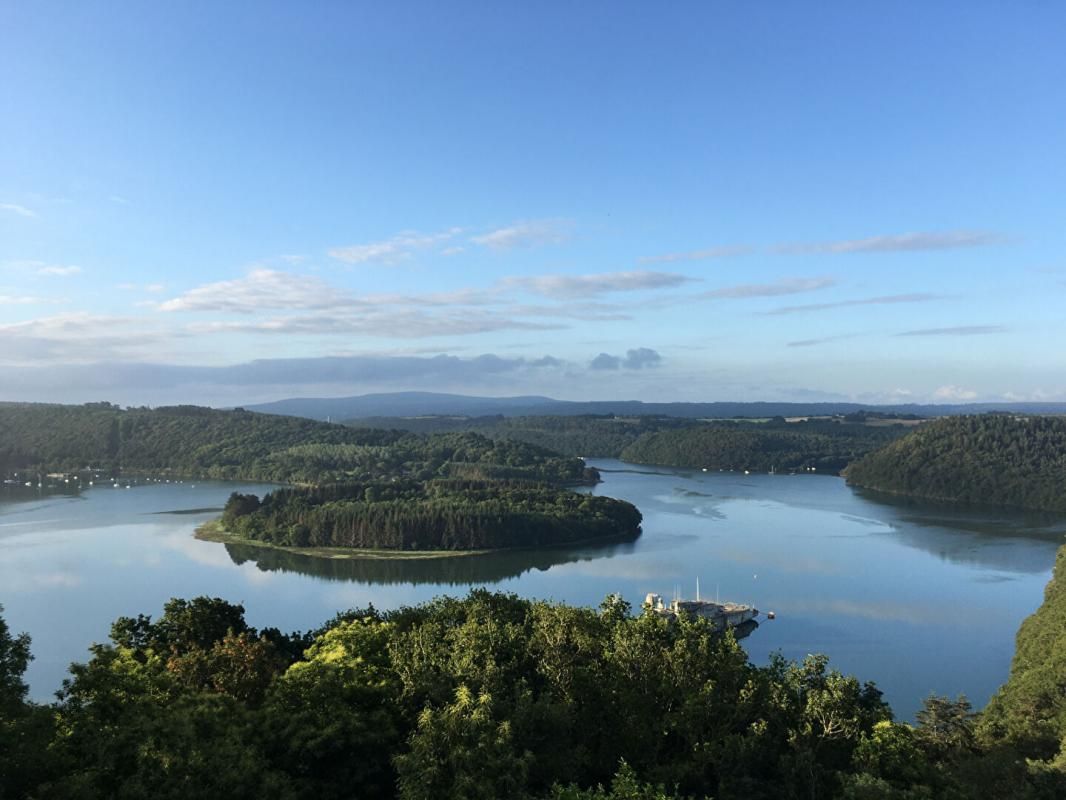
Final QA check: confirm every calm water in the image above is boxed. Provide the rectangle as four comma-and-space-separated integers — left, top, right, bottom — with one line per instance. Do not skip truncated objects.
2, 462, 1064, 720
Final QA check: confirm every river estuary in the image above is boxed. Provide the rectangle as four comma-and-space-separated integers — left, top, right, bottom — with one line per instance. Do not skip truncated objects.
2, 460, 1063, 720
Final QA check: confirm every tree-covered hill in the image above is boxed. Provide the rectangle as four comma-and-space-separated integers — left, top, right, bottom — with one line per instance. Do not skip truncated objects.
619, 419, 910, 473
0, 402, 393, 480
844, 415, 1066, 512
0, 402, 640, 553
0, 402, 595, 485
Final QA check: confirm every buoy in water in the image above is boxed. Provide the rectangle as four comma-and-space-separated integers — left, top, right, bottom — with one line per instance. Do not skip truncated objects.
767, 611, 776, 620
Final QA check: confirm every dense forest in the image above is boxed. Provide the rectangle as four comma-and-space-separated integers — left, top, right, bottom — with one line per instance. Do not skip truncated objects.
347, 414, 692, 458
349, 414, 918, 468
3, 583, 1065, 800
221, 482, 642, 550
844, 415, 1066, 512
0, 402, 644, 553
619, 418, 911, 473
0, 402, 594, 485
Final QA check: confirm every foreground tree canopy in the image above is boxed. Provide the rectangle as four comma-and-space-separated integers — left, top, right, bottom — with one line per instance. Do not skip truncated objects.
844, 415, 1066, 512
3, 582, 1066, 799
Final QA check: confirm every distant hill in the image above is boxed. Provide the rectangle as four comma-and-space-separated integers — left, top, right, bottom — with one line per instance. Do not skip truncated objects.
844, 415, 1066, 512
242, 392, 559, 420
242, 391, 1066, 422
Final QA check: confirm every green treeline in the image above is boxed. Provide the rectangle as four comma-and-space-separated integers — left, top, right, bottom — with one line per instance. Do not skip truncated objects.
0, 402, 398, 480
619, 419, 909, 473
0, 402, 598, 484
349, 414, 696, 457
349, 414, 916, 469
6, 590, 1065, 800
0, 402, 641, 552
844, 415, 1066, 512
222, 482, 642, 550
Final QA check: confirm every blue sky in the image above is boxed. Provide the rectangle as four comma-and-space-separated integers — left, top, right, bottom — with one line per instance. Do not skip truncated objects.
2, 2, 1064, 406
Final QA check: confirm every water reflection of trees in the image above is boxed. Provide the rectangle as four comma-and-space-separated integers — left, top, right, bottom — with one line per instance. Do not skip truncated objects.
852, 488, 1066, 574
223, 539, 638, 586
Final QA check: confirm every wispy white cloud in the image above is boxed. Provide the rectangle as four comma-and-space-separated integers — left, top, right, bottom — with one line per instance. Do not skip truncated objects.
0, 294, 47, 305
159, 269, 358, 313
896, 325, 1007, 337
767, 293, 946, 315
509, 302, 631, 321
160, 267, 688, 320
188, 309, 565, 339
787, 334, 859, 347
699, 276, 836, 300
118, 282, 167, 293
36, 265, 82, 277
638, 245, 752, 264
933, 385, 979, 401
328, 227, 462, 265
0, 312, 179, 365
0, 202, 36, 218
470, 219, 572, 250
776, 230, 1005, 255
2, 260, 82, 277
502, 270, 695, 299
362, 287, 502, 307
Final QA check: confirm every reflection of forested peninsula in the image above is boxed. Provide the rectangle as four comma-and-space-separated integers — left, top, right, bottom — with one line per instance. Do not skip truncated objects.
224, 538, 636, 585
845, 415, 1066, 512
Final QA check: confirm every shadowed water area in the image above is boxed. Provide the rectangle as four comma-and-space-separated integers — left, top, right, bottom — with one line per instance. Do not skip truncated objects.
2, 460, 1063, 720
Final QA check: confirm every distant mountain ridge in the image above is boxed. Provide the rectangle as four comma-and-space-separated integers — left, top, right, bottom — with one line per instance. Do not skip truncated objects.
241, 392, 558, 420
241, 391, 1066, 421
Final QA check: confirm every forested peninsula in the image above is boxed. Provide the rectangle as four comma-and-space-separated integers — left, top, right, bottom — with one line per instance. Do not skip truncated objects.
4, 573, 1066, 800
0, 402, 641, 553
844, 415, 1066, 512
219, 482, 641, 551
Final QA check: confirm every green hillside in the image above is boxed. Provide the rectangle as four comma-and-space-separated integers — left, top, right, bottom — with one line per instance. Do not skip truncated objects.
0, 402, 640, 553
619, 419, 908, 473
0, 402, 591, 484
844, 415, 1066, 512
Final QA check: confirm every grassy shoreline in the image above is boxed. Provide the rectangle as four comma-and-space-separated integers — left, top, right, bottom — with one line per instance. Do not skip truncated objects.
194, 519, 496, 560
